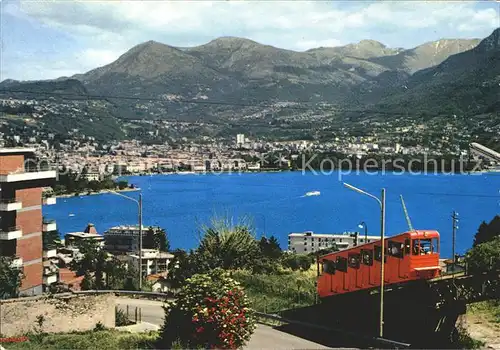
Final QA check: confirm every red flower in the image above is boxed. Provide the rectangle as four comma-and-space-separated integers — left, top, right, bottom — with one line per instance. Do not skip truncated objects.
196, 326, 205, 333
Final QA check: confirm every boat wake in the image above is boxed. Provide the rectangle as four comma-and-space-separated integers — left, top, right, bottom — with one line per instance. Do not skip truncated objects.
302, 191, 321, 197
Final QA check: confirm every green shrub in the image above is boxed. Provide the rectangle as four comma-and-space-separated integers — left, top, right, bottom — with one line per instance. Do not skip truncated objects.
233, 269, 316, 313
93, 322, 106, 331
115, 308, 131, 327
160, 268, 256, 349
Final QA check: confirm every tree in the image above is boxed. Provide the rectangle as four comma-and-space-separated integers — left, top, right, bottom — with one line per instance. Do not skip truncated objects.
117, 180, 129, 190
197, 217, 259, 270
160, 269, 256, 349
281, 253, 314, 271
156, 228, 170, 252
143, 227, 170, 252
466, 237, 500, 274
0, 257, 23, 299
69, 240, 108, 289
259, 236, 282, 260
143, 227, 157, 250
473, 216, 500, 247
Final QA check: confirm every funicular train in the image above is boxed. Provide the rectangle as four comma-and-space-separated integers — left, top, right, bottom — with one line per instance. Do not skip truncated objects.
317, 230, 441, 298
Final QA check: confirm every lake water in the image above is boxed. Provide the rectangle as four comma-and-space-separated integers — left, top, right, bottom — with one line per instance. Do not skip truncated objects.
44, 171, 500, 257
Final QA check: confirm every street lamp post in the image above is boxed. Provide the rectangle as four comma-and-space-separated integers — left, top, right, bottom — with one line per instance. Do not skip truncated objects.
110, 191, 143, 290
344, 183, 386, 338
358, 221, 368, 243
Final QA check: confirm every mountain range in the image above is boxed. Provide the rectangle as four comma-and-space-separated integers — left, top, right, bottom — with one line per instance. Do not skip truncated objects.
1, 28, 498, 126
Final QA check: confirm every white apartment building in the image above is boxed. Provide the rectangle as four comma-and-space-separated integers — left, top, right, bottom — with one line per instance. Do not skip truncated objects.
236, 134, 245, 145
127, 249, 175, 276
288, 231, 380, 254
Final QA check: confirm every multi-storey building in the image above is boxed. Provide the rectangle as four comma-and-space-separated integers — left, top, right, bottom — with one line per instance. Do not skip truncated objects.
127, 249, 174, 277
0, 148, 56, 296
65, 231, 104, 248
103, 225, 150, 254
288, 231, 380, 254
42, 214, 59, 291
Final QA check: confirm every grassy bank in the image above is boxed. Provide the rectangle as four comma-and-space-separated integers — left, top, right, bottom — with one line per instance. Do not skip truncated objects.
232, 268, 317, 313
454, 300, 500, 349
6, 330, 159, 350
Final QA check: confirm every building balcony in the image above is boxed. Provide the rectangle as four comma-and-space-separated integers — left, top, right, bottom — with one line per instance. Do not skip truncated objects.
0, 226, 22, 240
0, 165, 56, 183
0, 198, 22, 211
43, 274, 58, 285
42, 188, 57, 205
43, 249, 57, 259
43, 196, 57, 205
43, 220, 57, 232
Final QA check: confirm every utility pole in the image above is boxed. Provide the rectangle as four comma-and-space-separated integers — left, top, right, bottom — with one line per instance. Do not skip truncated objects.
379, 188, 386, 338
343, 183, 385, 337
138, 193, 143, 290
451, 211, 459, 272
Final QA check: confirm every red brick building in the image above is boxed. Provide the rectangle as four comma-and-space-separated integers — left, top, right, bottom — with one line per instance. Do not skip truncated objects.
0, 148, 57, 296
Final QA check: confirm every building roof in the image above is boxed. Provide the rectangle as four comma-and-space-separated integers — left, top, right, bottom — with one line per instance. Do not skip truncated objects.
59, 268, 84, 291
106, 225, 149, 231
129, 249, 175, 259
66, 231, 103, 239
84, 223, 98, 235
289, 231, 380, 239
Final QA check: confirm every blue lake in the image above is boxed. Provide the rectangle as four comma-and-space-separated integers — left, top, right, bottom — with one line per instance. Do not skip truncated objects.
44, 171, 500, 257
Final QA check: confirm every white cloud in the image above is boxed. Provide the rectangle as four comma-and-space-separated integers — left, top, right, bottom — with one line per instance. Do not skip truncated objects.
295, 39, 343, 51
3, 1, 499, 80
17, 1, 498, 50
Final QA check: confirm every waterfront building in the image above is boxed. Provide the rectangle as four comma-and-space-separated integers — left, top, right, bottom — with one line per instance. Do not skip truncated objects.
104, 225, 162, 253
127, 249, 174, 277
288, 231, 380, 254
65, 231, 104, 248
0, 148, 57, 296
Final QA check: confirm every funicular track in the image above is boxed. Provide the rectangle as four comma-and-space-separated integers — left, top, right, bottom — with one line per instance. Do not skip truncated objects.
279, 269, 500, 348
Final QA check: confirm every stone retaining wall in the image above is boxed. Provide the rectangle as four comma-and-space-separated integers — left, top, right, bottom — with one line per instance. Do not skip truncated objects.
0, 294, 115, 336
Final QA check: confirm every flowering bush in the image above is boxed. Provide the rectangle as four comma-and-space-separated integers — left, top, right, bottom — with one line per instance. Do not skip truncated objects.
160, 268, 256, 349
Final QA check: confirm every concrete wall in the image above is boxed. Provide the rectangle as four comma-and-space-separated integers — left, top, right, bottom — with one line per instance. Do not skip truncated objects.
0, 294, 116, 336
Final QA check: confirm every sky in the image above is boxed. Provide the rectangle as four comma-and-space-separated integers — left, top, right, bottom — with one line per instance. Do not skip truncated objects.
1, 0, 499, 81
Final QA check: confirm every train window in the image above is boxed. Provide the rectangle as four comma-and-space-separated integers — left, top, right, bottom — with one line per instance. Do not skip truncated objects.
414, 239, 433, 255
404, 238, 411, 256
361, 249, 373, 266
388, 240, 403, 259
323, 260, 336, 275
374, 245, 388, 263
432, 238, 439, 253
348, 253, 361, 269
336, 256, 348, 272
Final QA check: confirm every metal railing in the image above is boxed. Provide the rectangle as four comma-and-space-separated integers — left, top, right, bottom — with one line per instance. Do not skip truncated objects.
7, 162, 56, 174
73, 289, 173, 298
0, 198, 18, 204
0, 226, 21, 233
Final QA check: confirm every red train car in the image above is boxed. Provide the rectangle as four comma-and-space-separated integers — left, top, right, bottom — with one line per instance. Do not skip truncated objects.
317, 230, 441, 298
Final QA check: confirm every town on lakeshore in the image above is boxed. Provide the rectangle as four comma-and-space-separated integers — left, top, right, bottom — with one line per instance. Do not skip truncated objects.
0, 2, 499, 349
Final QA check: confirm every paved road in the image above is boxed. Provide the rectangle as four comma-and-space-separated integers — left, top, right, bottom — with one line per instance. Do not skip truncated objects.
116, 298, 330, 349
